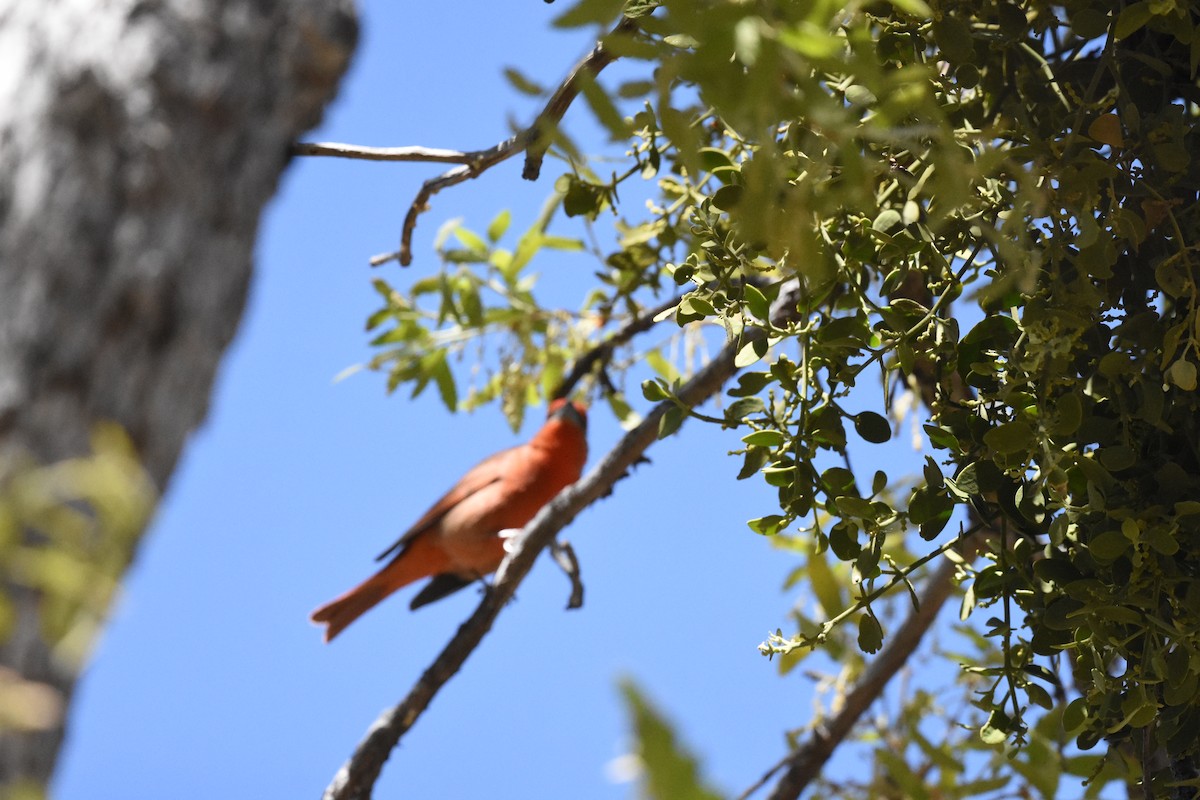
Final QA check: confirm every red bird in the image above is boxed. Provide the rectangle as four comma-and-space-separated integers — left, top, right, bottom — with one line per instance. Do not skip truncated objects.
311, 399, 588, 642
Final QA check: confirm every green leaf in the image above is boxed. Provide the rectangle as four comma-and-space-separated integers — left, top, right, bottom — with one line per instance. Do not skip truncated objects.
736, 447, 768, 480
844, 85, 877, 107
979, 723, 1008, 745
923, 457, 945, 490
1114, 1, 1153, 39
503, 67, 545, 97
945, 462, 979, 499
728, 371, 773, 397
1088, 530, 1129, 561
923, 424, 961, 451
829, 522, 861, 560
1062, 697, 1089, 732
872, 208, 903, 233
821, 466, 856, 494
778, 21, 843, 58
607, 399, 643, 435
885, 0, 931, 14
620, 681, 724, 800
578, 71, 632, 139
680, 295, 715, 319
743, 284, 770, 323
486, 209, 512, 243
807, 550, 844, 616
834, 495, 876, 520
645, 350, 681, 383
874, 749, 929, 800
853, 412, 891, 444
617, 79, 655, 98
711, 184, 744, 211
370, 277, 395, 300
541, 235, 585, 251
365, 308, 392, 332
1048, 393, 1082, 436
909, 486, 953, 540
553, 0, 625, 28
431, 354, 458, 412
641, 379, 670, 402
457, 280, 483, 327
562, 176, 604, 218
747, 514, 785, 535
658, 405, 685, 439
742, 430, 785, 447
726, 397, 764, 423
932, 16, 974, 63
857, 614, 884, 654
983, 421, 1035, 455
1167, 359, 1197, 391
734, 337, 768, 367
623, 0, 660, 18
453, 226, 488, 255
1097, 445, 1136, 472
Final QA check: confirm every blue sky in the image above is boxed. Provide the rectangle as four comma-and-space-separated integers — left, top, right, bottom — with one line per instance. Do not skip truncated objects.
52, 3, 823, 798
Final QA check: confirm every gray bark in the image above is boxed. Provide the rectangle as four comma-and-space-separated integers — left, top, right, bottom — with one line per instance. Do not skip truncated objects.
0, 0, 357, 789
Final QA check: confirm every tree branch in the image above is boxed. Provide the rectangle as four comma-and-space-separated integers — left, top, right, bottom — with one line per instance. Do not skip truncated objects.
754, 534, 984, 800
321, 290, 801, 800
289, 143, 483, 164
551, 292, 683, 400
294, 16, 637, 268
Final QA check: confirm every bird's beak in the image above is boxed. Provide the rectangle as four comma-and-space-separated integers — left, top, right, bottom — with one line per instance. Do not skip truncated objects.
551, 401, 587, 432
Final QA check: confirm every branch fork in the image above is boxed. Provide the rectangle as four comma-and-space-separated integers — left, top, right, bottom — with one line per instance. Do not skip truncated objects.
293, 17, 637, 268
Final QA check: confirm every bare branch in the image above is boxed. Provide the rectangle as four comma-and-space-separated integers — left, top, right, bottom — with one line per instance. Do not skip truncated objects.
519, 16, 636, 181
289, 142, 481, 164
757, 534, 984, 800
291, 15, 639, 268
321, 289, 802, 800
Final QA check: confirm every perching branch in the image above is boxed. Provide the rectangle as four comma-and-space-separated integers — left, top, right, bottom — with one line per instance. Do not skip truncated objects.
321, 289, 802, 800
749, 534, 985, 800
294, 16, 637, 268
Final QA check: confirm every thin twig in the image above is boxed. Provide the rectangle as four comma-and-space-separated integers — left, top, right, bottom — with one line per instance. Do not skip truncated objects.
302, 15, 638, 268
288, 143, 482, 164
519, 16, 636, 181
322, 289, 803, 800
551, 292, 684, 400
757, 534, 985, 800
549, 539, 584, 609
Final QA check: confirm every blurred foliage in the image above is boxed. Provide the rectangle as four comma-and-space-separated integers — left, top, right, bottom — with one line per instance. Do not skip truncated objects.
368, 0, 1200, 793
0, 425, 156, 735
619, 679, 725, 800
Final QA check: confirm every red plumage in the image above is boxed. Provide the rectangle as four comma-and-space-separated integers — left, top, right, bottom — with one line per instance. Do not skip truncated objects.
310, 400, 588, 642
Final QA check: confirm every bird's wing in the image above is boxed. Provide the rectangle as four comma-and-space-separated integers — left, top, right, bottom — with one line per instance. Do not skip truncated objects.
373, 445, 517, 562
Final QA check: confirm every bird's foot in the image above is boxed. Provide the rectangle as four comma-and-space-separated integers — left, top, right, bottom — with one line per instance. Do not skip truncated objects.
497, 527, 523, 553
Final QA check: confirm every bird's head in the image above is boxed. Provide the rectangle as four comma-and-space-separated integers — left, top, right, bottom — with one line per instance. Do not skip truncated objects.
548, 398, 588, 432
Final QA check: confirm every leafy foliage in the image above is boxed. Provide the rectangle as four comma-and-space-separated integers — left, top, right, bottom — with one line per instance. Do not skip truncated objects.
370, 0, 1200, 793
620, 680, 725, 800
0, 425, 155, 732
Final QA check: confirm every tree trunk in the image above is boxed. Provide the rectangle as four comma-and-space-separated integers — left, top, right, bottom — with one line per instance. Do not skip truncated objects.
0, 0, 357, 791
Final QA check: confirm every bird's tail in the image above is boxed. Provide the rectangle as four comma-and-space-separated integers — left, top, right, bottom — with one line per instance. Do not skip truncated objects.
310, 537, 451, 642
